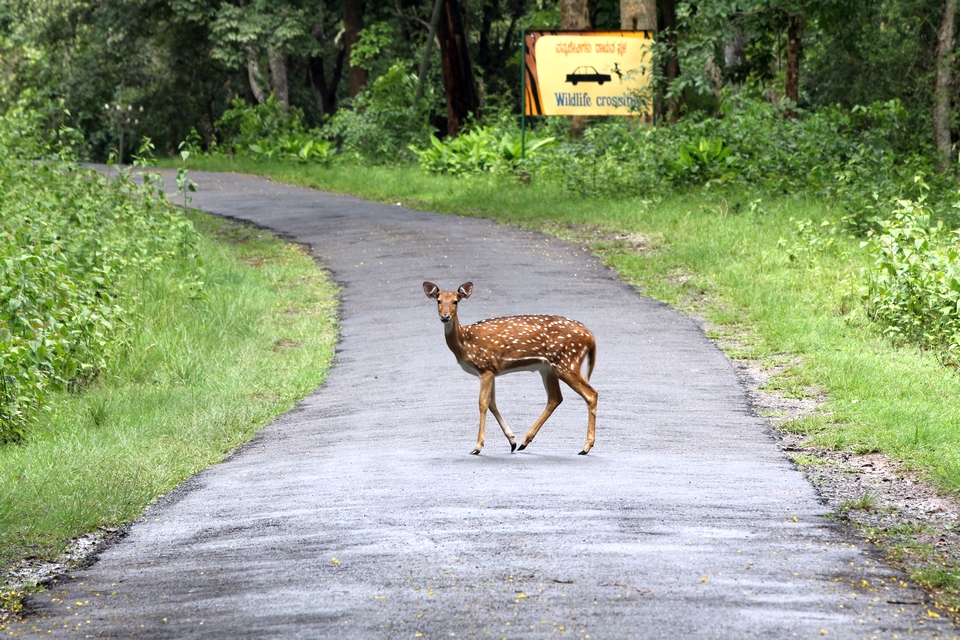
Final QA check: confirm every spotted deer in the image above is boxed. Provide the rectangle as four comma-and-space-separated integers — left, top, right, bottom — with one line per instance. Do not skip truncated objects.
422, 281, 598, 455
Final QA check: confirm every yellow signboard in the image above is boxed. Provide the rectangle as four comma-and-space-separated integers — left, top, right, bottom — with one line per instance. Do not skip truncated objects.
524, 31, 654, 116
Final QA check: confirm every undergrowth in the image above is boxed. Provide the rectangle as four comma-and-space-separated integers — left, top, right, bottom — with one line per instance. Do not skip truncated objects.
0, 210, 338, 574
0, 106, 201, 443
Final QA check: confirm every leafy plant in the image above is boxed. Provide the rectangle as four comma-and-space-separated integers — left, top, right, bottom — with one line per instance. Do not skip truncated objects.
411, 127, 555, 175
861, 193, 960, 363
0, 105, 203, 443
323, 61, 442, 162
667, 137, 738, 184
214, 96, 335, 165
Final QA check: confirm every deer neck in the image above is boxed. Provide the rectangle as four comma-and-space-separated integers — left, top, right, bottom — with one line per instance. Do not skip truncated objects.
443, 314, 467, 361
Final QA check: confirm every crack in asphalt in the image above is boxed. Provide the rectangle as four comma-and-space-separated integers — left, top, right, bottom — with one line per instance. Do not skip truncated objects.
13, 170, 957, 638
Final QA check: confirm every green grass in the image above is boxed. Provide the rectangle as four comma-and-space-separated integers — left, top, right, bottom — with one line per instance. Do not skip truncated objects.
176, 156, 960, 494
0, 210, 338, 571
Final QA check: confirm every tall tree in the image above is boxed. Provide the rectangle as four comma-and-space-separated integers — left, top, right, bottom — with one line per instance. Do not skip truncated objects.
935, 0, 957, 172
342, 0, 367, 97
268, 48, 289, 107
621, 0, 655, 30
658, 0, 681, 121
784, 9, 804, 118
207, 1, 321, 110
559, 0, 590, 29
307, 17, 345, 117
438, 0, 480, 136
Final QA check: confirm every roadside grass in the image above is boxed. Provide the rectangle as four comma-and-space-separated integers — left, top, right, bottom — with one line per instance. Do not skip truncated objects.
176, 156, 960, 495
0, 210, 338, 572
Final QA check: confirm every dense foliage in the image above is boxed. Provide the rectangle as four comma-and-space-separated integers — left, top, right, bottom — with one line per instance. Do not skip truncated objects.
863, 195, 960, 363
1, 0, 957, 165
4, 0, 960, 401
416, 97, 950, 221
0, 106, 201, 443
213, 96, 334, 163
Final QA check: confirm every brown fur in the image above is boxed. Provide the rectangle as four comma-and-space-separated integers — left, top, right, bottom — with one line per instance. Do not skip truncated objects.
423, 281, 598, 455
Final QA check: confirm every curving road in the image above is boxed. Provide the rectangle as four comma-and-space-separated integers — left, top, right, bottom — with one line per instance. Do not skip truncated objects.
16, 170, 955, 638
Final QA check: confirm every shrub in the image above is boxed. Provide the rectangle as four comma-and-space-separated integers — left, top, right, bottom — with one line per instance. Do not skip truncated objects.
215, 96, 334, 164
498, 96, 947, 211
0, 105, 202, 443
410, 126, 555, 175
862, 193, 960, 363
323, 61, 441, 163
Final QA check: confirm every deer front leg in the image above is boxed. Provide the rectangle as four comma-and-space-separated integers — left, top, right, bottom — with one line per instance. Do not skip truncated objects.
517, 371, 563, 451
473, 372, 496, 455
488, 385, 517, 452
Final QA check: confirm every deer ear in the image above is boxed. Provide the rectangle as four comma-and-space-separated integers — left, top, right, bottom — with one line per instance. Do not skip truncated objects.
423, 282, 440, 299
457, 282, 473, 299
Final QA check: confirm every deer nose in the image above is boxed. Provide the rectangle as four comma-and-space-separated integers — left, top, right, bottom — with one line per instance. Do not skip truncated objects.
440, 314, 451, 323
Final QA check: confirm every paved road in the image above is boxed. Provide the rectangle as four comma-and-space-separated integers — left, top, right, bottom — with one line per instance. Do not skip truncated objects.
17, 171, 956, 638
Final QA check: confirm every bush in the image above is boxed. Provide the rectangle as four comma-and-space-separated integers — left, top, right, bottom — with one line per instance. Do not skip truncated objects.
862, 193, 960, 363
215, 96, 334, 164
0, 105, 202, 443
503, 96, 949, 213
322, 61, 441, 163
410, 126, 555, 175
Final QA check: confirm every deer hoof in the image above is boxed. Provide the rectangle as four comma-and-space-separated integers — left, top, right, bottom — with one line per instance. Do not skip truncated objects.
578, 450, 588, 455
517, 443, 527, 451
510, 442, 517, 453
470, 449, 481, 455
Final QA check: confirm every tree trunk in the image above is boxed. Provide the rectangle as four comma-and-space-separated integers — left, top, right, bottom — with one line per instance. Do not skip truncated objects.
269, 49, 289, 109
724, 26, 745, 85
478, 0, 495, 74
246, 53, 268, 105
784, 11, 804, 118
308, 42, 345, 118
935, 0, 957, 172
620, 0, 656, 31
343, 0, 367, 97
658, 0, 681, 122
559, 0, 590, 29
438, 0, 480, 137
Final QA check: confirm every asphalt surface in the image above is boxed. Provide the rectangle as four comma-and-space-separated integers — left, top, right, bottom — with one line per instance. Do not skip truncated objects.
16, 170, 957, 638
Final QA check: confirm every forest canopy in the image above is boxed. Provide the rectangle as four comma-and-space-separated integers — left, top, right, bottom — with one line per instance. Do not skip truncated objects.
1, 0, 958, 170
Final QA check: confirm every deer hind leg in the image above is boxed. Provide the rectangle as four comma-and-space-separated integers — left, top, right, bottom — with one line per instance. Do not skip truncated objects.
517, 370, 563, 451
488, 385, 517, 452
473, 372, 496, 455
558, 370, 598, 455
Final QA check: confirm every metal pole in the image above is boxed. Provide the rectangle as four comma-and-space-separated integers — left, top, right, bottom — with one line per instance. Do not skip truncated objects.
520, 29, 527, 160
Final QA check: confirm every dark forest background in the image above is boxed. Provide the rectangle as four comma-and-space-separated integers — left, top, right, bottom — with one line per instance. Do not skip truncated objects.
2, 0, 959, 170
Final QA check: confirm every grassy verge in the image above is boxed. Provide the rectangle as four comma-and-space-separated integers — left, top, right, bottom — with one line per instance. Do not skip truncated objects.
0, 209, 338, 573
176, 156, 960, 486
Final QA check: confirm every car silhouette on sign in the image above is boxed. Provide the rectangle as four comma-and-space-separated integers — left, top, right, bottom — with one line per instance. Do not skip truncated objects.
565, 66, 612, 86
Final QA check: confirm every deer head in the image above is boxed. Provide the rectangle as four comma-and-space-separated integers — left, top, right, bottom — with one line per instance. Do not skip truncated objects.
423, 281, 472, 324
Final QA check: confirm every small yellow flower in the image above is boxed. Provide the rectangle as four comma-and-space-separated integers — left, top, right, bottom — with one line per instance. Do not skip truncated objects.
332, 558, 340, 564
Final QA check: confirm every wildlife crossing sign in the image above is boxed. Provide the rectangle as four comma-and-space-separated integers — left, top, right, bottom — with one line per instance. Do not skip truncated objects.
523, 30, 654, 117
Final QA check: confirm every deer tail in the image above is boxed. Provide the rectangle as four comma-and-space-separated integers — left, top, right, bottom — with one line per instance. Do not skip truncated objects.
584, 342, 596, 382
